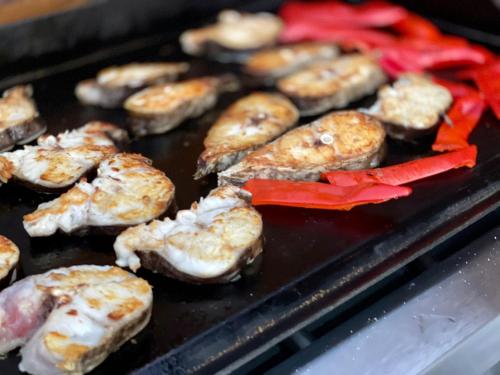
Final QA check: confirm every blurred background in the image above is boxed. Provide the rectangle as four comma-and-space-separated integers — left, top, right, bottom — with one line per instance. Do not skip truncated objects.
1, 0, 499, 69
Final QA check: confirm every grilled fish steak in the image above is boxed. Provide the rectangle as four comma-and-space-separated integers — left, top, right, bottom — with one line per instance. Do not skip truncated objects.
244, 42, 340, 80
75, 62, 189, 108
0, 265, 152, 375
23, 153, 175, 237
365, 73, 453, 140
125, 75, 239, 137
3, 122, 128, 192
277, 54, 387, 116
114, 186, 263, 284
0, 85, 46, 152
180, 10, 283, 62
0, 235, 19, 286
195, 92, 299, 179
219, 111, 386, 186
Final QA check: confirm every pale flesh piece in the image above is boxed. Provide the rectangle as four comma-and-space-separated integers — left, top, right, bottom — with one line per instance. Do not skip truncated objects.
3, 122, 127, 191
364, 73, 453, 140
218, 111, 386, 186
114, 186, 263, 284
0, 85, 46, 152
277, 54, 387, 116
0, 235, 19, 284
124, 75, 239, 137
180, 10, 282, 61
23, 153, 175, 237
75, 62, 189, 108
244, 42, 340, 80
0, 265, 152, 375
195, 92, 299, 178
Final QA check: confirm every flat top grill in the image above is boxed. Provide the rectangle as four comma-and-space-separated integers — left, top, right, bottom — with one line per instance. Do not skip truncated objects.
0, 24, 500, 375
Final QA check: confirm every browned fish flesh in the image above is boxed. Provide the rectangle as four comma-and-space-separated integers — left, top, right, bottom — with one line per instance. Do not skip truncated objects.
180, 10, 283, 62
277, 54, 387, 116
364, 73, 453, 140
0, 235, 19, 286
0, 265, 152, 374
218, 111, 386, 186
75, 62, 189, 108
0, 85, 46, 152
3, 121, 128, 192
195, 92, 299, 179
244, 42, 340, 81
0, 156, 13, 185
114, 186, 263, 284
23, 153, 175, 237
125, 75, 239, 137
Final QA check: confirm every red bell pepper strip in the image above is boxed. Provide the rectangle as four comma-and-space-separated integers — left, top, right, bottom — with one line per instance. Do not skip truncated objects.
279, 1, 408, 29
243, 179, 412, 210
322, 146, 477, 187
432, 77, 477, 99
432, 94, 486, 152
379, 45, 492, 74
392, 13, 442, 39
472, 61, 500, 119
280, 21, 397, 50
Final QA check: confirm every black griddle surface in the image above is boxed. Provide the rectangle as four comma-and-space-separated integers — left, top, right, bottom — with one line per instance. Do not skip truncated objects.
0, 41, 500, 374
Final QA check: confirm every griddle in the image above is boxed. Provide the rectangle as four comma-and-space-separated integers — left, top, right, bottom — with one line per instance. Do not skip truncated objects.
0, 20, 500, 375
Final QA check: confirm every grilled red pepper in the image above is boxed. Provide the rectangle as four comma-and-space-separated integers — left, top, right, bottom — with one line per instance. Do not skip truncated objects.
322, 146, 477, 187
432, 94, 486, 152
392, 13, 441, 39
280, 1, 408, 29
432, 77, 477, 99
379, 45, 492, 75
243, 179, 412, 210
472, 61, 500, 119
280, 21, 396, 50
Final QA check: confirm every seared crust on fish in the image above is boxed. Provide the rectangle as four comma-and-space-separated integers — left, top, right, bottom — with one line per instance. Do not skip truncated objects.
195, 92, 299, 179
365, 73, 453, 140
0, 85, 46, 152
277, 54, 387, 116
0, 156, 13, 185
114, 186, 263, 284
3, 122, 127, 192
125, 75, 239, 137
244, 42, 340, 80
0, 265, 152, 375
0, 235, 19, 286
180, 10, 283, 62
218, 111, 386, 186
75, 62, 189, 108
23, 153, 175, 237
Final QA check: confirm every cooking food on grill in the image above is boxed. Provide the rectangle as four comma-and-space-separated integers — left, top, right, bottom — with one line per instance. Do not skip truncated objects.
0, 85, 45, 152
2, 121, 127, 192
37, 121, 129, 148
365, 73, 453, 140
277, 54, 387, 116
180, 10, 283, 62
0, 265, 152, 375
244, 42, 340, 81
0, 156, 13, 185
114, 185, 263, 284
75, 62, 190, 108
23, 153, 175, 237
195, 92, 299, 179
0, 235, 19, 286
125, 75, 239, 137
219, 111, 386, 186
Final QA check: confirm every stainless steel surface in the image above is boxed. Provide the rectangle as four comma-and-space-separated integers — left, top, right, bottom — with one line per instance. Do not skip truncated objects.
268, 226, 500, 375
